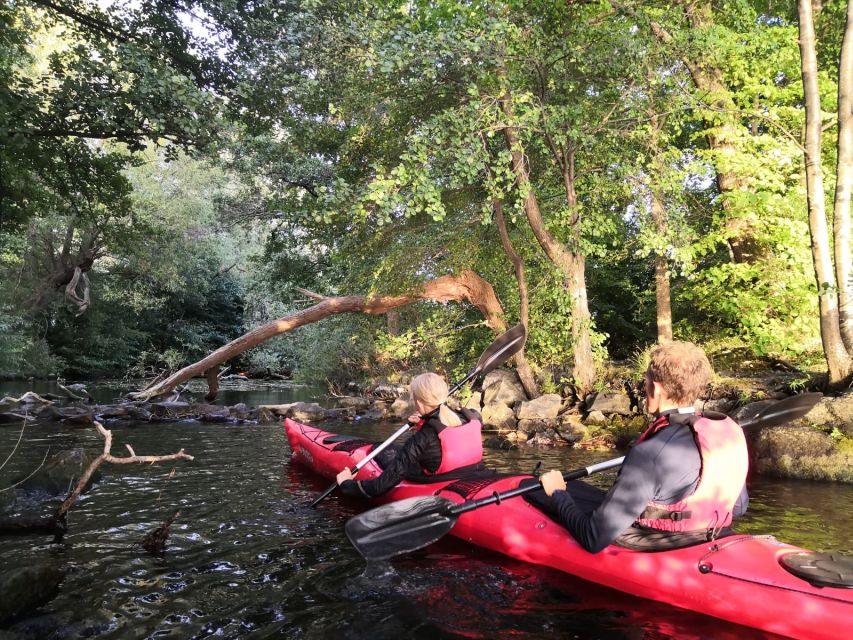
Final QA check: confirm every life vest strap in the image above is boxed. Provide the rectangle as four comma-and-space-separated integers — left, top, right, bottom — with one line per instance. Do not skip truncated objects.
638, 506, 693, 521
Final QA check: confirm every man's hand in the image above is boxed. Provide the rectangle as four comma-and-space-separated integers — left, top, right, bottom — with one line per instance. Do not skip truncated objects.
336, 468, 354, 485
540, 469, 566, 496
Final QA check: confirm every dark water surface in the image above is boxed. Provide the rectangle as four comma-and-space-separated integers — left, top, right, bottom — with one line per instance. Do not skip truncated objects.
1, 383, 851, 639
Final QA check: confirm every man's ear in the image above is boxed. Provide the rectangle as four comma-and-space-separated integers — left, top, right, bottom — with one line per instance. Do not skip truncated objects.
649, 380, 664, 399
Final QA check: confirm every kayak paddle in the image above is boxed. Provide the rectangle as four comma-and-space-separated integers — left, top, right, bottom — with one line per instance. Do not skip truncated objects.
308, 323, 527, 508
345, 391, 822, 560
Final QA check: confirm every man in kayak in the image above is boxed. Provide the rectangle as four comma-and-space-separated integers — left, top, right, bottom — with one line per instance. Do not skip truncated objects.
335, 372, 484, 497
528, 341, 749, 552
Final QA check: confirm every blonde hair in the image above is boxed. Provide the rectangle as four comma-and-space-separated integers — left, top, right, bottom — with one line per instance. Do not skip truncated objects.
410, 372, 463, 427
647, 341, 713, 406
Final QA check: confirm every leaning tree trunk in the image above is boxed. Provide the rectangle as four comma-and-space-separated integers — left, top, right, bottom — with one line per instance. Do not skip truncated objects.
798, 0, 853, 385
493, 196, 540, 398
131, 271, 506, 401
500, 89, 596, 395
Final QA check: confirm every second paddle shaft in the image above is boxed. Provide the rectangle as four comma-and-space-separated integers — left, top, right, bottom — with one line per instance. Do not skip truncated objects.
450, 456, 626, 517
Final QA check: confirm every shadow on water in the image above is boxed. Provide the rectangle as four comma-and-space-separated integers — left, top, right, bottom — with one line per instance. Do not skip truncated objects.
0, 383, 849, 639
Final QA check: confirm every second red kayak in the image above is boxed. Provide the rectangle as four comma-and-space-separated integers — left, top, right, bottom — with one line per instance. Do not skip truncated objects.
285, 418, 853, 640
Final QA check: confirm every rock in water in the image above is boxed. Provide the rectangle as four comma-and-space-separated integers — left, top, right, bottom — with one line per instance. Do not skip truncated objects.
0, 563, 64, 624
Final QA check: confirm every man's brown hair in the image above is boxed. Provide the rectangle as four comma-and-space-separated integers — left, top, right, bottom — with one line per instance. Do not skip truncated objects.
647, 341, 712, 406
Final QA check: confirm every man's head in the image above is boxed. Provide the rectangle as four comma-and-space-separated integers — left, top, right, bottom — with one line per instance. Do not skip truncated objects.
644, 341, 712, 413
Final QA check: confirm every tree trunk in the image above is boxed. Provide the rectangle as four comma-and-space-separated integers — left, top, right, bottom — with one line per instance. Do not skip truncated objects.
835, 0, 853, 352
648, 107, 674, 343
493, 197, 539, 398
654, 251, 673, 344
386, 310, 400, 337
499, 90, 596, 394
130, 271, 506, 401
28, 222, 101, 316
798, 0, 853, 384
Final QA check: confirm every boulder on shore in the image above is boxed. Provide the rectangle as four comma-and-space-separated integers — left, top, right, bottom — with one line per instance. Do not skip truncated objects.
481, 370, 527, 408
517, 394, 562, 421
481, 403, 517, 431
584, 392, 633, 416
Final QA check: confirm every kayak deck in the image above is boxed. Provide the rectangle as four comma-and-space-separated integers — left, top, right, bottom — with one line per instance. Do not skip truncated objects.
285, 418, 853, 640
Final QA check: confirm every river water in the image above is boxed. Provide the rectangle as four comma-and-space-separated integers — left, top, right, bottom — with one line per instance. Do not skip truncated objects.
1, 381, 851, 639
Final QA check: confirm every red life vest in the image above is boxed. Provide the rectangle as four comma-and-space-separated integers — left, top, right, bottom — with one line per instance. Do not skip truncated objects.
635, 412, 748, 534
416, 411, 483, 475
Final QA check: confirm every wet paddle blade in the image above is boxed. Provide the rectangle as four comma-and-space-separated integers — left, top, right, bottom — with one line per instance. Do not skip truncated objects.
474, 324, 527, 377
345, 496, 459, 560
740, 392, 822, 430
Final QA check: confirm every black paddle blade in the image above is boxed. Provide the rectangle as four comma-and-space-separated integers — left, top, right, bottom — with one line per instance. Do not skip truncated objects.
345, 496, 459, 561
740, 392, 822, 430
475, 323, 527, 377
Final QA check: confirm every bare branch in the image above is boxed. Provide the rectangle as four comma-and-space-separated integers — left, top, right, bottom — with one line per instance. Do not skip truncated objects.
294, 287, 325, 300
0, 448, 51, 494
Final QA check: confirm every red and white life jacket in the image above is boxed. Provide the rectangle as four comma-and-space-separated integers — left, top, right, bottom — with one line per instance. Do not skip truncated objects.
635, 413, 748, 533
416, 408, 483, 475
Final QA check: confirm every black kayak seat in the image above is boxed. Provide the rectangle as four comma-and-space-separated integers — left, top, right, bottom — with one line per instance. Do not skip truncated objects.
780, 551, 853, 588
325, 436, 373, 453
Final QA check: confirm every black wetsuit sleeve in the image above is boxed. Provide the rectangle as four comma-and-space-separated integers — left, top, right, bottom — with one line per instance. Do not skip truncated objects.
339, 478, 370, 498
550, 445, 660, 553
342, 428, 441, 498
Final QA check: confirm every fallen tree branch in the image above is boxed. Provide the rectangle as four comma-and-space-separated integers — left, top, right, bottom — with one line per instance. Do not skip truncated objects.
53, 422, 194, 523
57, 382, 85, 401
130, 270, 507, 402
1, 392, 52, 405
0, 421, 194, 538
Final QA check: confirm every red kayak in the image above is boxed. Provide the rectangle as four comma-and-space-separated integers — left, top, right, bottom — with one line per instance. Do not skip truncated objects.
285, 418, 853, 640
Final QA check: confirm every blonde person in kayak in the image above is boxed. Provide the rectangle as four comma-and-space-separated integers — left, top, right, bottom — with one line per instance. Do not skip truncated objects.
335, 372, 484, 497
529, 341, 750, 553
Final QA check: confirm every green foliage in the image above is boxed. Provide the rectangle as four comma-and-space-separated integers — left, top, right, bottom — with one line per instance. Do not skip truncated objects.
0, 0, 843, 394
0, 304, 65, 378
371, 309, 492, 381
284, 315, 378, 388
